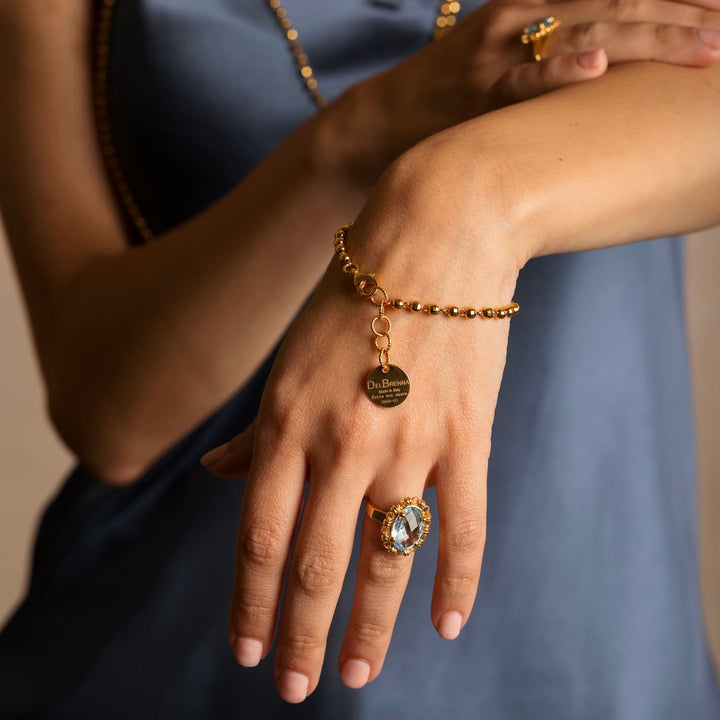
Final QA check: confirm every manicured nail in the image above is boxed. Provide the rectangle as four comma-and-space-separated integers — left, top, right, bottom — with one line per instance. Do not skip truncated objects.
200, 441, 230, 467
340, 658, 371, 689
696, 29, 720, 50
437, 611, 463, 640
277, 670, 309, 703
576, 49, 605, 69
232, 636, 263, 667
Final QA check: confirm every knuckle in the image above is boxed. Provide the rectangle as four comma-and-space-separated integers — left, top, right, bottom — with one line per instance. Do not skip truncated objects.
440, 571, 480, 595
233, 597, 275, 627
445, 516, 486, 554
293, 547, 341, 596
605, 0, 637, 21
281, 630, 325, 657
321, 405, 377, 462
351, 618, 389, 646
570, 21, 603, 49
445, 419, 492, 463
239, 523, 286, 567
653, 22, 674, 45
697, 8, 718, 30
364, 551, 404, 585
483, 5, 523, 35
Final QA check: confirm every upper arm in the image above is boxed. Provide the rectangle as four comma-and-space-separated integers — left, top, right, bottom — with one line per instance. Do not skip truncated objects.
0, 0, 129, 358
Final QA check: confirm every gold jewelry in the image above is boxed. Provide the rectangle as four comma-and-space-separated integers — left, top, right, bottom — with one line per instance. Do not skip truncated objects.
267, 0, 463, 109
520, 16, 561, 62
366, 497, 432, 555
334, 223, 519, 408
94, 1, 463, 242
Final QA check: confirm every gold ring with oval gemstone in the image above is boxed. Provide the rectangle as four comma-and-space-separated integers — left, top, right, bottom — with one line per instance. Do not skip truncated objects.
365, 496, 432, 555
520, 16, 561, 62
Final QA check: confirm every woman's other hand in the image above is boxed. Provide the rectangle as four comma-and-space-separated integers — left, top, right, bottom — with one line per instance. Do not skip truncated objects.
202, 150, 525, 702
324, 0, 719, 181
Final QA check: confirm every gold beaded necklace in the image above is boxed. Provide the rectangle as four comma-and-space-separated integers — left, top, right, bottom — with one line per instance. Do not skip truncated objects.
266, 0, 463, 108
93, 1, 462, 240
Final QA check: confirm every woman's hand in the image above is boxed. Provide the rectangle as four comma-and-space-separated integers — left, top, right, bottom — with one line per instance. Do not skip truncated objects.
201, 155, 525, 702
327, 0, 719, 181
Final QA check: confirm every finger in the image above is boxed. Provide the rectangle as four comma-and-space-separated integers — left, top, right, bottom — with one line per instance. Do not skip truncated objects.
228, 426, 306, 669
546, 0, 719, 31
491, 50, 607, 107
201, 420, 255, 478
273, 468, 364, 703
546, 21, 720, 66
337, 477, 427, 689
431, 450, 487, 642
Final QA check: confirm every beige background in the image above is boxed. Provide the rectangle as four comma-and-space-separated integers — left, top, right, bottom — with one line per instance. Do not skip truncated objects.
1, 221, 718, 680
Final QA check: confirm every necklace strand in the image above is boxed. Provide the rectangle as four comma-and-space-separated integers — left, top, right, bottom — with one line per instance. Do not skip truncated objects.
93, 1, 462, 241
266, 0, 462, 108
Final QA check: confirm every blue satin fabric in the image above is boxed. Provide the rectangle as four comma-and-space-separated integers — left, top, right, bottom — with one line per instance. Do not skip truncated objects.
1, 2, 718, 718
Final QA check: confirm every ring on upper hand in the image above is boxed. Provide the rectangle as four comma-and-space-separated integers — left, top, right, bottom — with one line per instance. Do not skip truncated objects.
520, 16, 561, 62
366, 496, 432, 555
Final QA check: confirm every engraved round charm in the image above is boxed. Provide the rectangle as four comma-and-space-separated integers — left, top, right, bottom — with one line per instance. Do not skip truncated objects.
365, 365, 410, 407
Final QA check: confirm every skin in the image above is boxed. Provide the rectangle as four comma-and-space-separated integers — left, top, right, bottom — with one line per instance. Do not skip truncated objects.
1, 0, 718, 483
207, 59, 720, 702
0, 0, 718, 707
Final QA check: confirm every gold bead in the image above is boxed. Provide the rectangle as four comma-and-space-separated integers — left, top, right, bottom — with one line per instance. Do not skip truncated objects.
286, 28, 298, 41
300, 66, 313, 79
429, 304, 442, 315
496, 308, 508, 318
483, 308, 495, 318
392, 299, 405, 310
448, 306, 460, 317
334, 245, 345, 255
338, 252, 350, 263
410, 301, 423, 312
464, 308, 477, 318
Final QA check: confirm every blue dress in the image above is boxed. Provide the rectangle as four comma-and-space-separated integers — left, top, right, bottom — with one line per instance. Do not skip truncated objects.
1, 1, 718, 718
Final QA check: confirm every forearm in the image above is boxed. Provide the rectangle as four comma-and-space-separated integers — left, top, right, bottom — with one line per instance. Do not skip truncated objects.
420, 61, 719, 264
46, 117, 367, 484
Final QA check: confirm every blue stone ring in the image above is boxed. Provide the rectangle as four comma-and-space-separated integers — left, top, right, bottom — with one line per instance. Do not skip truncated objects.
520, 16, 561, 62
366, 497, 432, 556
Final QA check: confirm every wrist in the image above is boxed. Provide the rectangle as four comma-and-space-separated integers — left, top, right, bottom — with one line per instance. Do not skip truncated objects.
345, 140, 528, 309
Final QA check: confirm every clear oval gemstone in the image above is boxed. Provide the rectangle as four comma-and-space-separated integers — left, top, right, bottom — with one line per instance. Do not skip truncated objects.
391, 506, 424, 552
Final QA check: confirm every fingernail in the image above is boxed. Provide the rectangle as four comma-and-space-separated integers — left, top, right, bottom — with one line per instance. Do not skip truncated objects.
340, 658, 371, 689
232, 636, 263, 667
696, 29, 720, 50
437, 611, 463, 640
200, 441, 230, 467
277, 670, 309, 703
576, 48, 605, 69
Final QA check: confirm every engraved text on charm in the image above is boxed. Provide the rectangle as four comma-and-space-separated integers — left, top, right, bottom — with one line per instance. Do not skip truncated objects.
365, 365, 410, 407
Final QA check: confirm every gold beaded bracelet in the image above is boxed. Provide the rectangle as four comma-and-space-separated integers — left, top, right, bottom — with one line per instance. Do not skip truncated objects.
334, 223, 520, 408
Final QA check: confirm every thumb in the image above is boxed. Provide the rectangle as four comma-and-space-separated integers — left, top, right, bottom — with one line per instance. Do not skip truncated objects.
492, 48, 607, 106
200, 420, 256, 479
